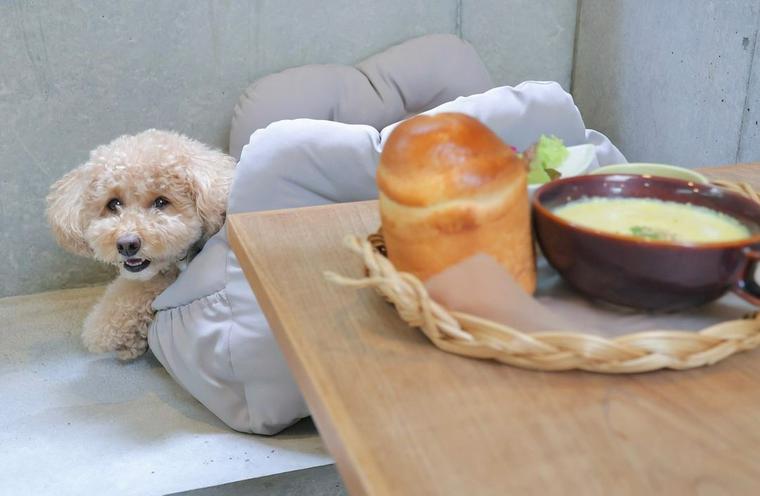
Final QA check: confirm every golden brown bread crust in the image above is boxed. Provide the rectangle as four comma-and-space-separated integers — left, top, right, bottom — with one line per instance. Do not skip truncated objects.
377, 113, 526, 207
377, 112, 536, 292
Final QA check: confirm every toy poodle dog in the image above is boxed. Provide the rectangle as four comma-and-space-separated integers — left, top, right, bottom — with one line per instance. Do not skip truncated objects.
47, 129, 236, 360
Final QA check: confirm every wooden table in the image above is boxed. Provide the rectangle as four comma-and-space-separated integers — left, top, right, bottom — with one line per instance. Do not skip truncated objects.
229, 164, 760, 496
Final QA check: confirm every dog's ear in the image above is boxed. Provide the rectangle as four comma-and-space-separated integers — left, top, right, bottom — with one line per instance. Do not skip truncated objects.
188, 150, 236, 241
46, 165, 95, 256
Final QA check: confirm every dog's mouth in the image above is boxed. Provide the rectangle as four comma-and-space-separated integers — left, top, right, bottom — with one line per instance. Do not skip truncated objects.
123, 258, 151, 273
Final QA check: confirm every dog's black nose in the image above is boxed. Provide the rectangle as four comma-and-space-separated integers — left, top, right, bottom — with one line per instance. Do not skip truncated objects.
116, 234, 141, 257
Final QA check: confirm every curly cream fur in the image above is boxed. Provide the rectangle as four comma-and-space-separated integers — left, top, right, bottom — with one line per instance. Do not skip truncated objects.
47, 129, 236, 359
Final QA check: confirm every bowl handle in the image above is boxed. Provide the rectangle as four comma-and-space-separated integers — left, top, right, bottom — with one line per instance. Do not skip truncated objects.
732, 248, 760, 306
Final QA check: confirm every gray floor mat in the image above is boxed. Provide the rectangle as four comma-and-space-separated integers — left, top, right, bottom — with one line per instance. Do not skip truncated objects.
0, 286, 331, 496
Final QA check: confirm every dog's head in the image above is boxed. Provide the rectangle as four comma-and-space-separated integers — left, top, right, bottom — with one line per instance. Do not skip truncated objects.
46, 129, 236, 281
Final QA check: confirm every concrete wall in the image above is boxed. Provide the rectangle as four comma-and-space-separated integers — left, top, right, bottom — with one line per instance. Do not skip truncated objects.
572, 0, 760, 167
6, 1, 758, 297
1, 0, 577, 297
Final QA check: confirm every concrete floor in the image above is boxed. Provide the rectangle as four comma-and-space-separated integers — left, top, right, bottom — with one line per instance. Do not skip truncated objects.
0, 286, 334, 495
172, 465, 346, 496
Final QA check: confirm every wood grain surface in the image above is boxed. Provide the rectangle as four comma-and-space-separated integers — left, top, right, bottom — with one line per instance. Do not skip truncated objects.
228, 164, 760, 496
700, 163, 760, 190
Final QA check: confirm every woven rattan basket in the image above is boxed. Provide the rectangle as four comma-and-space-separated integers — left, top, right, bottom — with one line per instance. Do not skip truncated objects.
326, 180, 760, 374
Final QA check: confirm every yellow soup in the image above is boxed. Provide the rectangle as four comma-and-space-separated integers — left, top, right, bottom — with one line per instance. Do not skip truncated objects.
553, 197, 751, 243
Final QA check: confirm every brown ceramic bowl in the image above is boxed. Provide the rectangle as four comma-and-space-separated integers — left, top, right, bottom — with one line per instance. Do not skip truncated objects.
533, 174, 760, 311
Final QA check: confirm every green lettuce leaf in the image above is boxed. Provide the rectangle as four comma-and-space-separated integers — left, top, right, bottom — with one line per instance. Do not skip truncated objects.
527, 135, 569, 185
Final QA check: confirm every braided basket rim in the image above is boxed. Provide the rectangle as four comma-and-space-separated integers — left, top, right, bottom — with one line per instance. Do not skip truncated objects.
325, 180, 760, 374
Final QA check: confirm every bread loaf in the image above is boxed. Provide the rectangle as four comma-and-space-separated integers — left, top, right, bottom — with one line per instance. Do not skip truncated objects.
376, 112, 536, 293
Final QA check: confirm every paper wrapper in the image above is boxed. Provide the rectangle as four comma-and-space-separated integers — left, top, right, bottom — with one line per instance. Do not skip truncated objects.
425, 253, 756, 337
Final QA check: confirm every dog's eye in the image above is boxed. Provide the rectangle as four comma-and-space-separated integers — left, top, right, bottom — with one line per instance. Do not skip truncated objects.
106, 198, 122, 212
152, 196, 170, 209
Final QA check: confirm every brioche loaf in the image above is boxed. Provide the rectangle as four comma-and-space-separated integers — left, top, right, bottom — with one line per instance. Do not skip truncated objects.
376, 112, 536, 293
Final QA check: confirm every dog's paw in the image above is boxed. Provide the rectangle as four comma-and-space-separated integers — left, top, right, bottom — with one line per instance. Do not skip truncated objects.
115, 337, 148, 361
81, 317, 149, 359
81, 321, 114, 354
